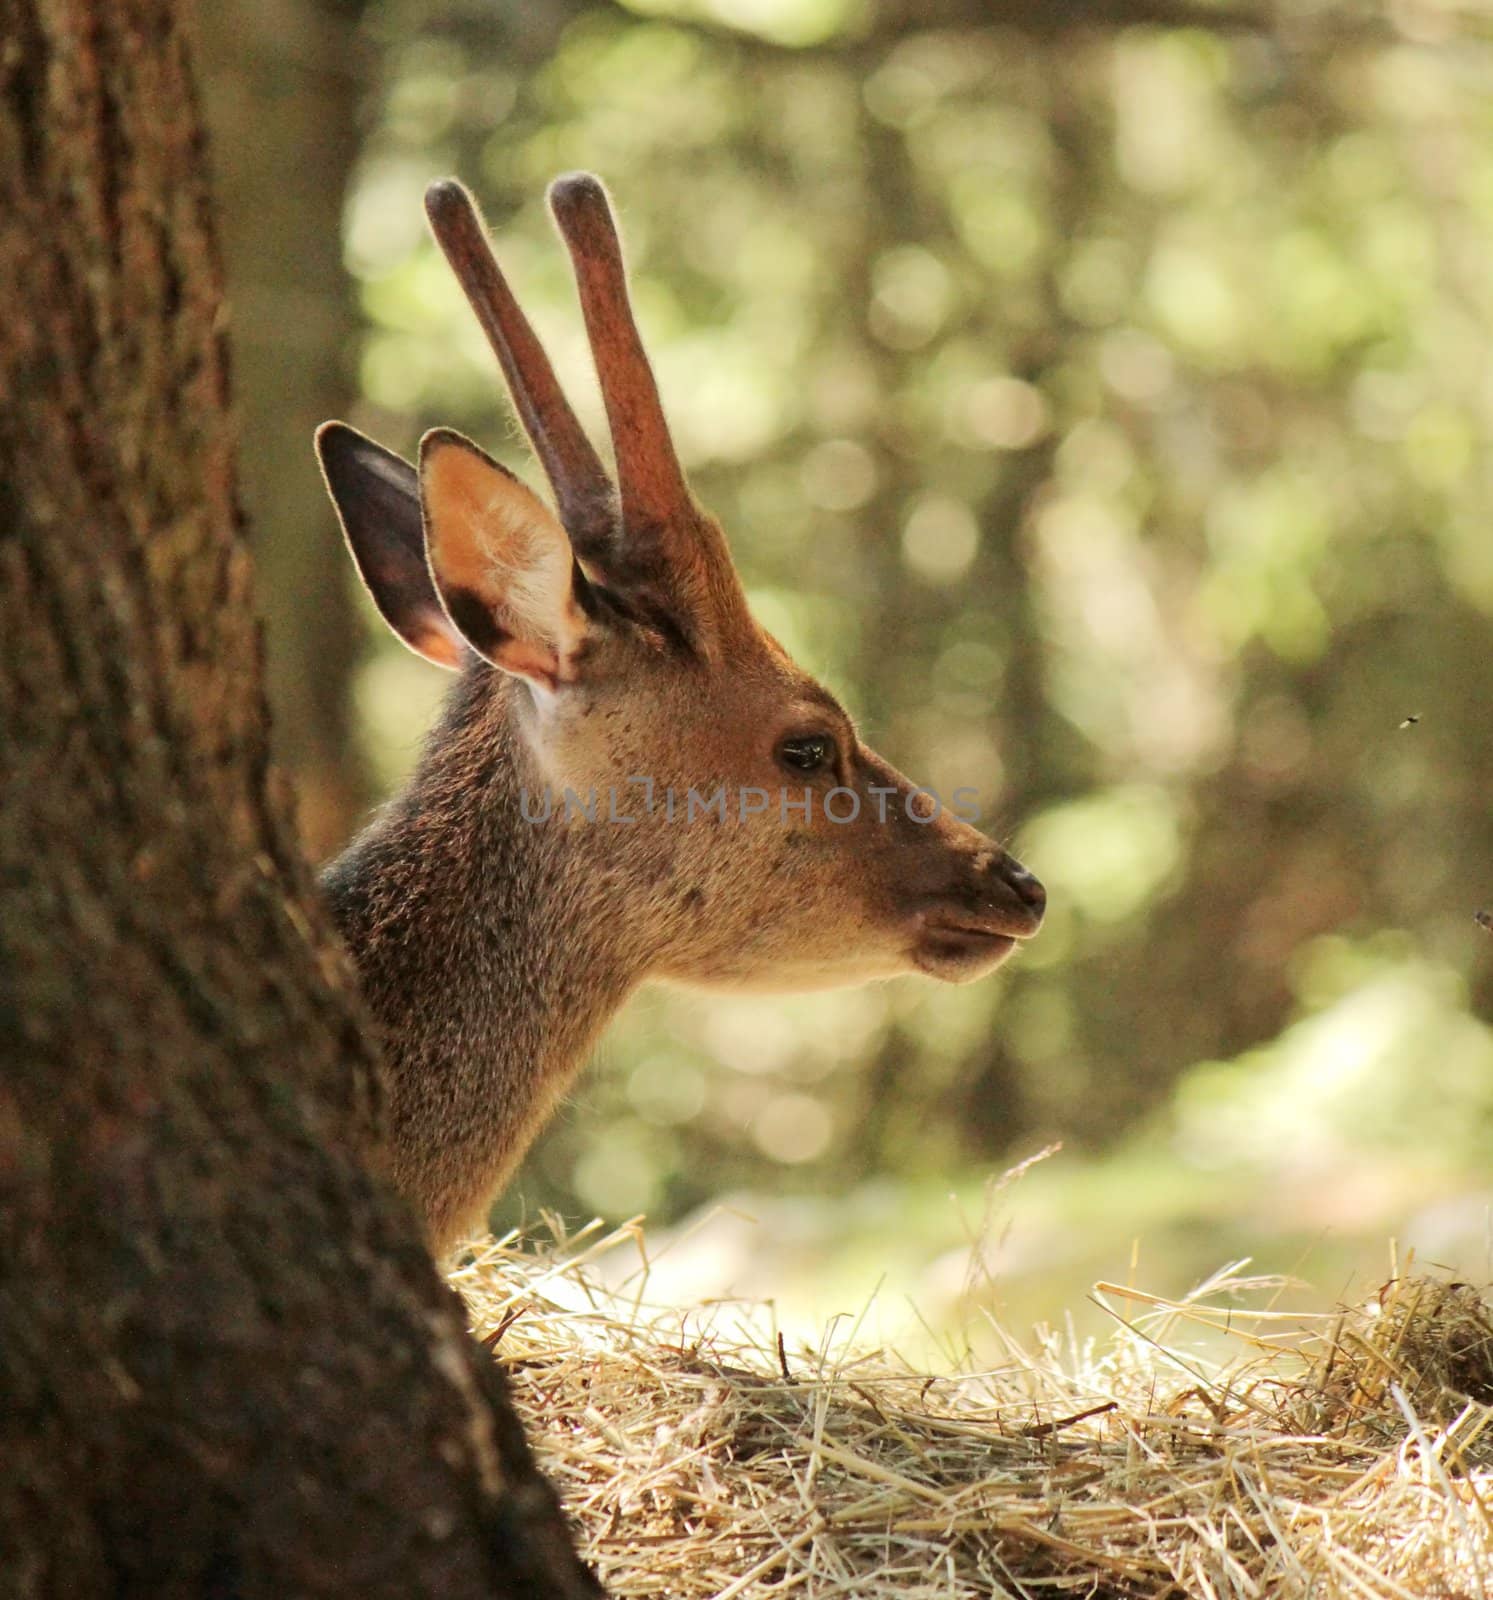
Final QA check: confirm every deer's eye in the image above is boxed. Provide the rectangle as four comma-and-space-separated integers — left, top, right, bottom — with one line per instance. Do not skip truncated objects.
778, 734, 834, 774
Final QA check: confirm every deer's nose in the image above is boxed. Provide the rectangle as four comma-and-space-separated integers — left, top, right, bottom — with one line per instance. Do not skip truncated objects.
973, 851, 1044, 938
996, 854, 1045, 917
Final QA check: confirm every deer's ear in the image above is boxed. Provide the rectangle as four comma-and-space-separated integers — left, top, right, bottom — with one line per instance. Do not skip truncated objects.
315, 422, 467, 670
419, 428, 589, 693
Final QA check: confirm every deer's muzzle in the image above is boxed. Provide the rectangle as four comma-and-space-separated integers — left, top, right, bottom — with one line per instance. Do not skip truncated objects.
910, 851, 1045, 982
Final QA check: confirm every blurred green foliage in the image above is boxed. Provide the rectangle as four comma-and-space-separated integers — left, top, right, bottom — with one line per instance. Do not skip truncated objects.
320, 0, 1493, 1320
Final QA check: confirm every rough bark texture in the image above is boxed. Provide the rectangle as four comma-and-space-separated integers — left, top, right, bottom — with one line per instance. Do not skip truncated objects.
0, 4, 600, 1596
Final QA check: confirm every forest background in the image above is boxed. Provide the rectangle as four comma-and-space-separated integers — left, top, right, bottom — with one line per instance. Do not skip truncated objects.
205, 0, 1493, 1352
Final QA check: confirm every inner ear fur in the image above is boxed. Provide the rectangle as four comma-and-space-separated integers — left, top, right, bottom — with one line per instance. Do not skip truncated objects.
418, 428, 590, 692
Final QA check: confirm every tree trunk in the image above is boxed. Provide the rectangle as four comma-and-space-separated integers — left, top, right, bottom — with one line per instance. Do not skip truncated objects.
197, 0, 373, 860
0, 4, 599, 1597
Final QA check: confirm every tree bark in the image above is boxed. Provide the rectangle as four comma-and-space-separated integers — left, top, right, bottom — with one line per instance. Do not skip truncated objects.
0, 4, 599, 1597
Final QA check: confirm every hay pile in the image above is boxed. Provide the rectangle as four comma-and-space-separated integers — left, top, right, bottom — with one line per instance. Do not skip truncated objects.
453, 1222, 1493, 1598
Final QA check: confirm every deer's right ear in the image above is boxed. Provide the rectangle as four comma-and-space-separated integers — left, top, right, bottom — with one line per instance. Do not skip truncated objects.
315, 422, 467, 669
418, 428, 589, 695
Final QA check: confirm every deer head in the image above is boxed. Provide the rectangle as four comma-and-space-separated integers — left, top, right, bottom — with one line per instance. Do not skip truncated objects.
316, 176, 1043, 1249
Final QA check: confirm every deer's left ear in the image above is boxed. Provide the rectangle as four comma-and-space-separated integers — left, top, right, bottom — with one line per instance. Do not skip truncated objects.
316, 422, 469, 670
419, 428, 589, 692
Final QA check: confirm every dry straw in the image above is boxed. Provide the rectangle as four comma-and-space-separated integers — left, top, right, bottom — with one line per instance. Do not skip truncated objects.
453, 1219, 1493, 1598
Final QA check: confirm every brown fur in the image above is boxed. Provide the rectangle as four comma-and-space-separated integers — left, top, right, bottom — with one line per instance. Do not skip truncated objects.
319, 176, 1045, 1255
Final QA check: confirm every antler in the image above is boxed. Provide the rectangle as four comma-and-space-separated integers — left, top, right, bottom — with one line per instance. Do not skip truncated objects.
427, 173, 733, 641
423, 179, 617, 562
546, 173, 695, 548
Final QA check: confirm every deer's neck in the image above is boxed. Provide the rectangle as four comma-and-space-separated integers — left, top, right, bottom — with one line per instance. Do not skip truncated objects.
322, 669, 642, 1250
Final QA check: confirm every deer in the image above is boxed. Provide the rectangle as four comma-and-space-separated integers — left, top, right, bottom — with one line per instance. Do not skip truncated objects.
315, 175, 1046, 1256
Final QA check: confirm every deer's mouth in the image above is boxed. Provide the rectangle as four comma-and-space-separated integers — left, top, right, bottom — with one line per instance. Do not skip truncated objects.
911, 919, 1023, 983
911, 855, 1045, 982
